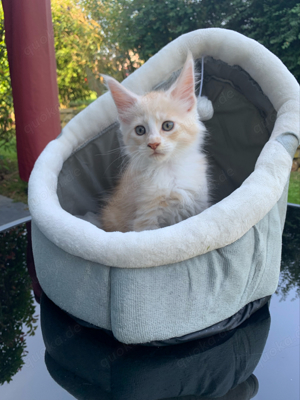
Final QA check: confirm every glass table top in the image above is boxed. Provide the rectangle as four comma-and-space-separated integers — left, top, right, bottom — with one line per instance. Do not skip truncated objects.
0, 206, 299, 400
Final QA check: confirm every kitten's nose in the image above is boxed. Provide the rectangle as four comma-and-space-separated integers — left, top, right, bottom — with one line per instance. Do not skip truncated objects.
148, 142, 160, 150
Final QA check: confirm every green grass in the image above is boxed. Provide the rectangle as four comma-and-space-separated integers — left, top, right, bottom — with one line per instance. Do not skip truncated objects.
69, 91, 97, 108
0, 142, 28, 204
288, 171, 300, 205
0, 140, 17, 160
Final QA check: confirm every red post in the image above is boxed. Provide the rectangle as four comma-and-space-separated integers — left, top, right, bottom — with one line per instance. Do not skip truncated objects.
2, 0, 61, 182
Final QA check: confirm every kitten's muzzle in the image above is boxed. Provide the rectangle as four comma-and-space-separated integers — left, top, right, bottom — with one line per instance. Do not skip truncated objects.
147, 142, 160, 151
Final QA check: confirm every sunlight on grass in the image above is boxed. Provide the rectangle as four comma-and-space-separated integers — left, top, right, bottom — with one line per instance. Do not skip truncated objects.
288, 171, 300, 205
0, 138, 17, 160
0, 142, 28, 203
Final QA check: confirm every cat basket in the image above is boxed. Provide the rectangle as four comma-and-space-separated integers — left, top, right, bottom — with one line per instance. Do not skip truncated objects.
29, 28, 300, 345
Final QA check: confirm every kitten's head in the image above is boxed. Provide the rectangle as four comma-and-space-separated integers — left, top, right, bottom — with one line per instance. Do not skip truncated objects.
103, 54, 205, 165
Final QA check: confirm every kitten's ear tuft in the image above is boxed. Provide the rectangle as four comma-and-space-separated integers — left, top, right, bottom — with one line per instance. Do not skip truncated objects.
169, 53, 196, 112
102, 74, 138, 123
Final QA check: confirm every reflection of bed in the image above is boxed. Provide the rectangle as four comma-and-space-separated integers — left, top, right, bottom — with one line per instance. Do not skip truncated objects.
29, 28, 299, 344
42, 293, 270, 400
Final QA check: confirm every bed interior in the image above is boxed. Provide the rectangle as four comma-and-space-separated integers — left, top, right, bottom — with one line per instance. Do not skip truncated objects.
57, 57, 276, 222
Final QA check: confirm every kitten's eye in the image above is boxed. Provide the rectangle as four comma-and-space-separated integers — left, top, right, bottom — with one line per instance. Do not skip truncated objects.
135, 125, 146, 136
162, 121, 174, 131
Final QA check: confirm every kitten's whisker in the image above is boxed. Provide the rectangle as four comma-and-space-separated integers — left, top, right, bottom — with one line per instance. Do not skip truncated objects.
102, 153, 127, 176
95, 146, 125, 156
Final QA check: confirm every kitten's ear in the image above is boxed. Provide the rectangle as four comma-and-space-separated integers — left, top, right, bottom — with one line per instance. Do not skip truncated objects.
169, 53, 196, 112
102, 75, 138, 123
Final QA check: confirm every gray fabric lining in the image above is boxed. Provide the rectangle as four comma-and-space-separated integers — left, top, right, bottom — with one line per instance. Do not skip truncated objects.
201, 57, 276, 134
200, 57, 276, 203
57, 122, 124, 215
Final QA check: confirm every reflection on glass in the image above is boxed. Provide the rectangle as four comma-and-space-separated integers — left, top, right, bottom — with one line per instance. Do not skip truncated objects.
277, 206, 300, 300
41, 294, 271, 400
0, 224, 37, 385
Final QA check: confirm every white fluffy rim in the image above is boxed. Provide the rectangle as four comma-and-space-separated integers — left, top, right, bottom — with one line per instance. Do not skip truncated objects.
28, 28, 300, 268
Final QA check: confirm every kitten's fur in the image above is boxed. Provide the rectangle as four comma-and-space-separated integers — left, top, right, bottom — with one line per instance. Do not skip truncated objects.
100, 54, 209, 232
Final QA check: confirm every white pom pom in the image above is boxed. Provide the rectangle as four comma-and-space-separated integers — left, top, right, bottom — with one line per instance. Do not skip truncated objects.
197, 96, 214, 121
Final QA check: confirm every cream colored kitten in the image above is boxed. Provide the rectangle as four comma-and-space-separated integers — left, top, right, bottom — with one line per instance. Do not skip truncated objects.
100, 54, 209, 232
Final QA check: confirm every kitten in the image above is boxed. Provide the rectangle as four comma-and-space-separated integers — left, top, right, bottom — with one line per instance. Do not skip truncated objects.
100, 54, 209, 232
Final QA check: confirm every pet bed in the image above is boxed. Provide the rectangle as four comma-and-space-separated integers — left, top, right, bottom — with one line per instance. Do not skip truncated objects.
29, 28, 300, 344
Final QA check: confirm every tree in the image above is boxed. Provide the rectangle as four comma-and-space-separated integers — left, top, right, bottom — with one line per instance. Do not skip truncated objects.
107, 0, 233, 62
227, 0, 300, 83
0, 4, 15, 150
0, 224, 37, 385
95, 0, 299, 82
52, 0, 110, 105
80, 0, 143, 78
